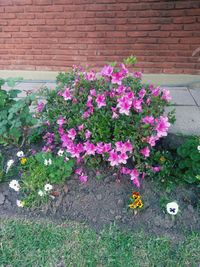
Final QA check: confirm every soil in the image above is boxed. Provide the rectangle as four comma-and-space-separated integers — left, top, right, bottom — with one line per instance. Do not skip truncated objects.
0, 144, 200, 244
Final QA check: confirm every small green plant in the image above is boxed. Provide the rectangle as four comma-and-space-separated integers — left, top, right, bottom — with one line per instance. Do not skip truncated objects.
176, 136, 200, 184
0, 78, 37, 146
14, 151, 74, 207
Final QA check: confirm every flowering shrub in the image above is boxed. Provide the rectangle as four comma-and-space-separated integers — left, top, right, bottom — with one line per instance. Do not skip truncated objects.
39, 60, 174, 188
9, 151, 74, 207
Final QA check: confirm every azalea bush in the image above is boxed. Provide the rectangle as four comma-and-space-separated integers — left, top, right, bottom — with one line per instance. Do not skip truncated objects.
9, 150, 74, 207
37, 59, 174, 188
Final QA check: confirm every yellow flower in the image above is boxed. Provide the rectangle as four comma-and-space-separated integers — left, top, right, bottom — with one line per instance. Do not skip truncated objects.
159, 156, 166, 163
20, 157, 27, 165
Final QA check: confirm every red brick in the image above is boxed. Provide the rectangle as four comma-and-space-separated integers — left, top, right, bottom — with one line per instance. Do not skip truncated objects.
5, 6, 24, 13
0, 0, 12, 5
33, 0, 52, 5
4, 26, 20, 32
14, 0, 33, 5
46, 19, 65, 25
173, 17, 196, 24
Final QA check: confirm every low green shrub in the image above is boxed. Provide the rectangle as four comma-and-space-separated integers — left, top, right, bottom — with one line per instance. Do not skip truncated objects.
10, 151, 74, 207
0, 78, 37, 146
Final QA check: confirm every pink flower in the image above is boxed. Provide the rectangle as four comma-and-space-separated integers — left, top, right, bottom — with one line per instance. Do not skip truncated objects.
132, 99, 143, 112
124, 140, 133, 152
108, 150, 119, 167
120, 167, 131, 175
96, 94, 106, 108
140, 147, 150, 158
138, 88, 146, 99
86, 96, 93, 108
146, 136, 158, 147
118, 152, 128, 164
120, 63, 129, 76
146, 97, 151, 105
111, 72, 123, 85
117, 96, 132, 116
84, 142, 96, 156
80, 174, 88, 183
115, 141, 133, 153
85, 130, 91, 139
161, 89, 172, 102
103, 143, 112, 153
155, 116, 170, 138
133, 71, 142, 79
62, 87, 72, 101
111, 107, 119, 119
152, 166, 162, 172
84, 71, 96, 81
44, 120, 50, 126
142, 116, 154, 125
96, 142, 104, 154
37, 102, 45, 113
78, 124, 84, 131
67, 128, 76, 140
82, 111, 90, 119
58, 126, 64, 135
130, 169, 140, 187
152, 87, 160, 97
75, 168, 83, 175
89, 89, 96, 96
56, 116, 65, 126
101, 65, 113, 77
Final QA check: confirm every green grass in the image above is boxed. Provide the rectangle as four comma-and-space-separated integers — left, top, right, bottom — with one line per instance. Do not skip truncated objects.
0, 218, 199, 267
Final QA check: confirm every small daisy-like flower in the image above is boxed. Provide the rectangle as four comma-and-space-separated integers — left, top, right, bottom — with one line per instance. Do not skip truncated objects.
57, 149, 64, 156
197, 145, 200, 152
9, 180, 20, 192
166, 201, 179, 215
16, 199, 25, 208
44, 159, 52, 166
38, 190, 45, 197
16, 151, 24, 158
65, 156, 69, 162
44, 183, 53, 192
20, 157, 27, 165
6, 159, 14, 173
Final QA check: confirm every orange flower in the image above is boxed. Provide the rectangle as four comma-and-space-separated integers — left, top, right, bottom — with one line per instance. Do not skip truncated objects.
132, 191, 140, 199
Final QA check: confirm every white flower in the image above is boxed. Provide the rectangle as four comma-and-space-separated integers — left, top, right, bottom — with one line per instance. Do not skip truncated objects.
166, 202, 179, 215
16, 151, 24, 158
6, 159, 14, 173
57, 149, 64, 156
16, 200, 24, 208
9, 180, 20, 192
44, 159, 52, 166
38, 190, 45, 197
44, 183, 53, 192
65, 156, 69, 162
197, 145, 200, 152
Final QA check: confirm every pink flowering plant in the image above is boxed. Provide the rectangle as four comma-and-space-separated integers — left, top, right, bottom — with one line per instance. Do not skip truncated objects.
39, 58, 175, 188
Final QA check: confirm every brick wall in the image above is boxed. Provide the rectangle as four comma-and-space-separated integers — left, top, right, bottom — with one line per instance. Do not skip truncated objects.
0, 0, 200, 74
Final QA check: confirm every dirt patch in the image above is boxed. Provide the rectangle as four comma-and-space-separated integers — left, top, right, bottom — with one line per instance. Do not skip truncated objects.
0, 163, 199, 244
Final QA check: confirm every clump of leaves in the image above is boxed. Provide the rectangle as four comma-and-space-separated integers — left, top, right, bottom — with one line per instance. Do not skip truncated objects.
19, 151, 74, 207
0, 78, 37, 146
177, 136, 200, 184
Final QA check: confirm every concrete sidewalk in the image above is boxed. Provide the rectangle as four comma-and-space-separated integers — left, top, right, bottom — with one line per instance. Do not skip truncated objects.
2, 81, 200, 136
